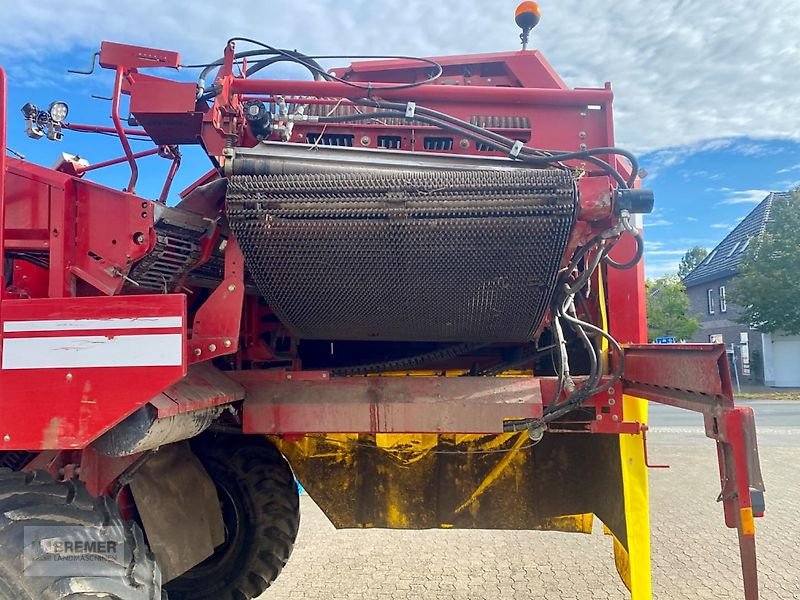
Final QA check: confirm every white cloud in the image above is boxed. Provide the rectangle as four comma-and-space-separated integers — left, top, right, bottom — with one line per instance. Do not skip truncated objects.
711, 222, 732, 229
644, 219, 673, 227
777, 163, 800, 174
647, 249, 688, 256
772, 178, 800, 190
717, 189, 770, 205
687, 217, 699, 222
1, 0, 800, 152
644, 258, 681, 279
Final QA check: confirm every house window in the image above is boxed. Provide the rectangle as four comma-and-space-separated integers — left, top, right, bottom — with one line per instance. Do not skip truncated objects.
719, 286, 727, 313
707, 288, 715, 314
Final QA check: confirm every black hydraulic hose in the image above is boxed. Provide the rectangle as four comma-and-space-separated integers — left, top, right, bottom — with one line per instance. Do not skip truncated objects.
317, 111, 414, 123
193, 41, 635, 186
603, 231, 644, 270
360, 98, 637, 185
338, 101, 632, 187
541, 298, 601, 418
227, 37, 443, 92
564, 243, 607, 295
245, 53, 328, 80
318, 110, 524, 157
359, 99, 536, 151
193, 49, 326, 96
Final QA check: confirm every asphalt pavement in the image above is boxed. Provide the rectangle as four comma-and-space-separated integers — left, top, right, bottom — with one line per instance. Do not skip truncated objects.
649, 399, 800, 447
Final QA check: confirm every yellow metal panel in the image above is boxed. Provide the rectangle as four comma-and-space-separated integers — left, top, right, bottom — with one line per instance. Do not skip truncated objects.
616, 395, 652, 598
455, 432, 531, 514
274, 432, 628, 538
599, 265, 651, 596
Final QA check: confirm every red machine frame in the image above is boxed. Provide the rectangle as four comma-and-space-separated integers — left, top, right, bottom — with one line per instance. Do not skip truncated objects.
0, 40, 764, 598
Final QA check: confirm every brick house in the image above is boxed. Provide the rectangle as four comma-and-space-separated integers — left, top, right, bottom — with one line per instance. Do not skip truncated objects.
681, 192, 792, 384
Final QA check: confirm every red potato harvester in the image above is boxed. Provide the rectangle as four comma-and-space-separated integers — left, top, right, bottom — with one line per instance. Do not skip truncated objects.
0, 4, 764, 599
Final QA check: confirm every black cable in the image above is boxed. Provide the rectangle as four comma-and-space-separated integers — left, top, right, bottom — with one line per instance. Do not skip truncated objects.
360, 98, 542, 152
319, 109, 528, 160
359, 99, 635, 187
564, 243, 607, 295
603, 231, 644, 270
225, 37, 443, 92
540, 301, 600, 420
327, 100, 631, 187
191, 39, 634, 187
245, 54, 326, 79
317, 111, 412, 123
191, 48, 326, 87
504, 251, 627, 433
563, 313, 625, 393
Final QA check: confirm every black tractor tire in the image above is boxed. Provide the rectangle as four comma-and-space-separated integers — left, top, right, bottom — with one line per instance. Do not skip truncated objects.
164, 436, 300, 600
0, 468, 162, 600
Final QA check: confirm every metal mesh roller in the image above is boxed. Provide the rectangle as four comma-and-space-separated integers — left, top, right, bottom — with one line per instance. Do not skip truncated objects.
226, 168, 577, 342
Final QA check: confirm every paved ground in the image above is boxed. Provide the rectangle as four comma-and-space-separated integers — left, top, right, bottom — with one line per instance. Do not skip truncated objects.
263, 402, 799, 599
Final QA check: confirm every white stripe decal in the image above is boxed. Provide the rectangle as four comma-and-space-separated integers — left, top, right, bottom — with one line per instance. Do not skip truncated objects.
3, 316, 183, 333
1, 334, 183, 369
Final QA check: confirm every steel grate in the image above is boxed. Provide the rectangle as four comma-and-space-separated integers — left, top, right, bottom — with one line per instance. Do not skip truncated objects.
226, 168, 577, 342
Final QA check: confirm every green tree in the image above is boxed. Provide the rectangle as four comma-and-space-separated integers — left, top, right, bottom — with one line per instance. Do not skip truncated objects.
678, 245, 709, 279
730, 191, 800, 333
646, 275, 699, 341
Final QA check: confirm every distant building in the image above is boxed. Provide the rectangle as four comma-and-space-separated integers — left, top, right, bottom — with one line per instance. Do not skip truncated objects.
682, 192, 798, 387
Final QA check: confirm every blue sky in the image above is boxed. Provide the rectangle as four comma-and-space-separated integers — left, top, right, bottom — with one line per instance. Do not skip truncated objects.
639, 139, 800, 276
3, 0, 799, 279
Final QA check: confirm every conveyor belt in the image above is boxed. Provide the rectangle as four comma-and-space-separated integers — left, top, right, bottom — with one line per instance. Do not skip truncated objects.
226, 168, 577, 342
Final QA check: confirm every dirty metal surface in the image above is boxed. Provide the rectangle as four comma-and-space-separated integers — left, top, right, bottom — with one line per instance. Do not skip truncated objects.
273, 432, 627, 548
237, 374, 544, 434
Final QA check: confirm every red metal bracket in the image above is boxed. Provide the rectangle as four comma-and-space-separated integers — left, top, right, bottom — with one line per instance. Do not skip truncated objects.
149, 363, 244, 418
98, 41, 180, 71
188, 236, 245, 363
623, 343, 763, 600
577, 176, 613, 222
79, 446, 142, 497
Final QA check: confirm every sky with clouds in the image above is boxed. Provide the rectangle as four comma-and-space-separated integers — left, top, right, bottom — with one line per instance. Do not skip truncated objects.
2, 0, 799, 277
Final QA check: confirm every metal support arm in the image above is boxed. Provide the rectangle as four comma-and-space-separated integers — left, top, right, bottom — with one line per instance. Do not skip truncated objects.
623, 343, 764, 600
